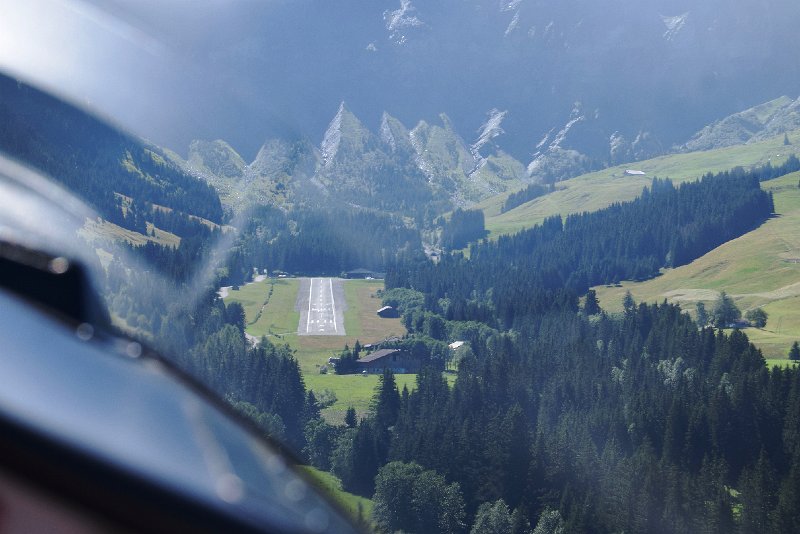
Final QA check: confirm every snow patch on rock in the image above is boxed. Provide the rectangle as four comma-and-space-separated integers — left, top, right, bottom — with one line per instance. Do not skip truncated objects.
409, 125, 435, 182
505, 11, 520, 36
384, 0, 424, 44
661, 12, 689, 41
321, 102, 345, 168
527, 105, 585, 176
501, 0, 523, 12
471, 109, 507, 161
380, 112, 397, 152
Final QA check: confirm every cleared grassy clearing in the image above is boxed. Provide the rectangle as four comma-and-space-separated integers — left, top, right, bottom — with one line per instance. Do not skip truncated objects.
482, 129, 800, 238
299, 466, 373, 523
594, 172, 800, 359
223, 278, 270, 320
304, 373, 417, 425
248, 278, 301, 338
80, 218, 181, 248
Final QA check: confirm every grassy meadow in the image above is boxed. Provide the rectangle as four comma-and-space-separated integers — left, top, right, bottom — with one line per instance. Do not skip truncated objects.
224, 278, 410, 423
593, 171, 800, 360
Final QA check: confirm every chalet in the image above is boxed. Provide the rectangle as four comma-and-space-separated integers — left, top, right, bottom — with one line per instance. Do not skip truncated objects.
624, 169, 646, 176
356, 349, 420, 374
376, 305, 399, 318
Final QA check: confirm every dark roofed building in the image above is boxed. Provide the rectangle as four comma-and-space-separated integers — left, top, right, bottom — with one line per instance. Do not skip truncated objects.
356, 349, 420, 374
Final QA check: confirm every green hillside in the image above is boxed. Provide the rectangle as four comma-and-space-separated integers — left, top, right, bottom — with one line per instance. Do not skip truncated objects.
593, 171, 800, 359
481, 129, 800, 238
299, 466, 373, 525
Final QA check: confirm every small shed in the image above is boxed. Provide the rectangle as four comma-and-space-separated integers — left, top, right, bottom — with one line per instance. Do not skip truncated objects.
377, 306, 399, 318
356, 349, 420, 374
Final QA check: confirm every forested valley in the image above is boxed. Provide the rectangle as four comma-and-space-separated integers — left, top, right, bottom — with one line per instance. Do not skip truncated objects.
91, 152, 800, 533
21, 84, 800, 533
297, 165, 799, 534
102, 157, 800, 533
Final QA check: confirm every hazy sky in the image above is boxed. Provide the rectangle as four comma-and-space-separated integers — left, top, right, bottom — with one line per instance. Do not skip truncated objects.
2, 0, 800, 161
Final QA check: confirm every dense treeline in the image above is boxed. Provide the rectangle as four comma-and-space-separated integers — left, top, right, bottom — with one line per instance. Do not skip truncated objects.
0, 75, 224, 223
224, 207, 422, 284
746, 153, 800, 182
381, 303, 800, 533
317, 301, 800, 533
501, 183, 553, 213
103, 236, 321, 454
321, 164, 800, 532
439, 209, 488, 250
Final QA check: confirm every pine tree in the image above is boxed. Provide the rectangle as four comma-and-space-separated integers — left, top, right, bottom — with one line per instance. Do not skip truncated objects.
583, 289, 601, 315
623, 291, 635, 314
789, 341, 800, 361
738, 450, 776, 533
372, 369, 400, 432
345, 406, 357, 428
695, 301, 708, 328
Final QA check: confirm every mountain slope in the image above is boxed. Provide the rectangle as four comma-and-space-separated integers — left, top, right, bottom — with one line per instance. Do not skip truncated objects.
178, 104, 532, 215
0, 75, 223, 225
682, 96, 800, 152
480, 128, 800, 238
593, 171, 800, 359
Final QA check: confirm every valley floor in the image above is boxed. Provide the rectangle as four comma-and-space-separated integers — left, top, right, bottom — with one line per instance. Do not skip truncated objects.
223, 277, 409, 423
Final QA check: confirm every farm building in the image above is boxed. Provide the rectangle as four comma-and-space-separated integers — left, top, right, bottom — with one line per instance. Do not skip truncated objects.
356, 349, 420, 374
376, 305, 399, 318
624, 169, 646, 176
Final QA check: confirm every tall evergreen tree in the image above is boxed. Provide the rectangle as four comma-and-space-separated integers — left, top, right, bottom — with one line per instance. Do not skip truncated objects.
789, 341, 800, 361
372, 369, 401, 432
583, 289, 601, 316
696, 301, 708, 328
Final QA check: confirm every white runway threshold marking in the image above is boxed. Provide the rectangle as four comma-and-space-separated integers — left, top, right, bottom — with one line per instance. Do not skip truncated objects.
298, 277, 345, 336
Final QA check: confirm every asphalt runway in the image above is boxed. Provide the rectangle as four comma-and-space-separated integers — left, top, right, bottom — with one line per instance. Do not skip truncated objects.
296, 278, 346, 336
